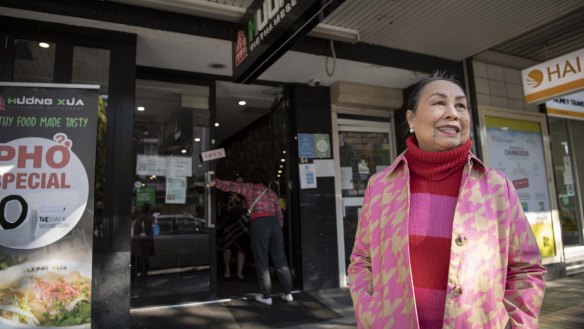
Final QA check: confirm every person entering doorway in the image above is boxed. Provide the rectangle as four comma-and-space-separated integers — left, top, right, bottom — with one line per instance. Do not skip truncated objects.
218, 175, 250, 281
210, 168, 293, 305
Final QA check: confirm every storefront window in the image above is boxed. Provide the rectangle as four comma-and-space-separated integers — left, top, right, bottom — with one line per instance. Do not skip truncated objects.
13, 39, 56, 82
337, 118, 393, 271
131, 79, 211, 303
71, 46, 111, 243
549, 117, 583, 246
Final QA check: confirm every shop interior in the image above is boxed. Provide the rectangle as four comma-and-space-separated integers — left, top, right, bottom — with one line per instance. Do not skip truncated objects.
130, 78, 289, 305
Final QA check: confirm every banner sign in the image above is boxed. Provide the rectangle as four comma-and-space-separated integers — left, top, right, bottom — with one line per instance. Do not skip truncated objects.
0, 82, 98, 328
484, 115, 556, 257
521, 47, 584, 103
232, 0, 345, 83
545, 90, 584, 121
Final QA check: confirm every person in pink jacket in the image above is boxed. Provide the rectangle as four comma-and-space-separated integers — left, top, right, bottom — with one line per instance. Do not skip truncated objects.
348, 73, 546, 329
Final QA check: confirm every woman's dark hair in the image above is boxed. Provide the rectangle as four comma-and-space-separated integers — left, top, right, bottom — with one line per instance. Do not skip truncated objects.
250, 167, 268, 185
402, 71, 466, 137
406, 71, 464, 113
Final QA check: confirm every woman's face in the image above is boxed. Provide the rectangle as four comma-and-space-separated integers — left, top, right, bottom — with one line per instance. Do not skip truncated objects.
406, 80, 470, 152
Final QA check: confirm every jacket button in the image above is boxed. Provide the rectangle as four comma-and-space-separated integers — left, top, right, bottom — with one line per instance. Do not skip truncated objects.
455, 235, 467, 246
453, 286, 463, 296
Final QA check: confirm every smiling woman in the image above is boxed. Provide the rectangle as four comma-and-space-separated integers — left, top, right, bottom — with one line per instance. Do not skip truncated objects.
348, 72, 546, 328
405, 78, 470, 152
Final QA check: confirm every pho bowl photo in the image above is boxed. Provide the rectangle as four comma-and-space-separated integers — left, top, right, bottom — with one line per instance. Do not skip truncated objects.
0, 261, 91, 329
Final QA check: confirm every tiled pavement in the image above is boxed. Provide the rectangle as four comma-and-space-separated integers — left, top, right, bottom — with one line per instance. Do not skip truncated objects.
131, 273, 584, 328
539, 273, 584, 329
283, 273, 584, 329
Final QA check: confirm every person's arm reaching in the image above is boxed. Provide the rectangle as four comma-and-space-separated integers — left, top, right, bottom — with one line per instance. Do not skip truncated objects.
212, 179, 252, 201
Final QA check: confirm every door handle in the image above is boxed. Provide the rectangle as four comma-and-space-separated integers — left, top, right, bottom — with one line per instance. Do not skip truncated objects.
205, 171, 215, 228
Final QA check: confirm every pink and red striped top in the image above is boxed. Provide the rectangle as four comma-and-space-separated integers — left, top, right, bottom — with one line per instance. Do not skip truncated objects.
404, 136, 472, 328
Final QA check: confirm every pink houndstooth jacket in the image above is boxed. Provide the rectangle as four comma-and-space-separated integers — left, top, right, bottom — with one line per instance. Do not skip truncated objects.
348, 152, 546, 329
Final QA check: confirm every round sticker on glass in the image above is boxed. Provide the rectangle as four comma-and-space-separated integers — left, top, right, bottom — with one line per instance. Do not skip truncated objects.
0, 134, 88, 249
316, 139, 329, 153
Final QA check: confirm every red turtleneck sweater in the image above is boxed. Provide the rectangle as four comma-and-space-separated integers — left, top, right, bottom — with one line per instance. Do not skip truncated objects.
404, 136, 472, 328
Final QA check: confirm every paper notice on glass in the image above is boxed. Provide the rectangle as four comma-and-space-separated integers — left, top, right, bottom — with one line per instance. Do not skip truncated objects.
167, 156, 192, 177
340, 167, 353, 189
136, 154, 166, 176
298, 134, 315, 158
165, 176, 187, 204
299, 164, 317, 189
314, 159, 335, 177
314, 134, 331, 158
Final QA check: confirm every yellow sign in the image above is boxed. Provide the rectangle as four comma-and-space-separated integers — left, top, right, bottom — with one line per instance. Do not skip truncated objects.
532, 222, 556, 257
521, 48, 584, 103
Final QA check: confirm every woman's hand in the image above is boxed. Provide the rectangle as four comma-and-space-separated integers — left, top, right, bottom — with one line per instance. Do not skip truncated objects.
208, 179, 216, 187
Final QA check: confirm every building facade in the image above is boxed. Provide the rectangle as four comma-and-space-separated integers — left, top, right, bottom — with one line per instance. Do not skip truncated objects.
1, 1, 583, 328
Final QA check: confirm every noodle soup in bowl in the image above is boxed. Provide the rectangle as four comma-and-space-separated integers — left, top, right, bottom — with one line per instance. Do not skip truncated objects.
0, 261, 91, 328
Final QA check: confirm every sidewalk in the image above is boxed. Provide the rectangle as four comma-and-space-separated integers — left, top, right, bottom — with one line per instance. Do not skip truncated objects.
292, 273, 584, 329
130, 273, 584, 328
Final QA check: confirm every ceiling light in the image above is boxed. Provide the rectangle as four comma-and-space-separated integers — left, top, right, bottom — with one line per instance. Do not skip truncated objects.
280, 165, 283, 168
39, 42, 50, 48
137, 106, 145, 112
282, 150, 286, 154
308, 23, 360, 44
181, 149, 187, 154
238, 100, 246, 106
194, 138, 201, 142
215, 122, 220, 127
281, 158, 285, 162
278, 170, 282, 174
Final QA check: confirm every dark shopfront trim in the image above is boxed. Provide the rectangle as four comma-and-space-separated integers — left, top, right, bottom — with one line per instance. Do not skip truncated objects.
0, 0, 464, 78
289, 84, 340, 291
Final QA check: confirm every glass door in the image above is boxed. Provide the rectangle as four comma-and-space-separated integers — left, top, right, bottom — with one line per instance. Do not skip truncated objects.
130, 79, 215, 305
549, 117, 583, 246
334, 117, 395, 283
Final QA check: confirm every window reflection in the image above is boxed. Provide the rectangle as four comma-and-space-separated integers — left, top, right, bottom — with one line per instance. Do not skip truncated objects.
131, 80, 211, 300
549, 117, 583, 246
13, 39, 56, 82
338, 124, 393, 272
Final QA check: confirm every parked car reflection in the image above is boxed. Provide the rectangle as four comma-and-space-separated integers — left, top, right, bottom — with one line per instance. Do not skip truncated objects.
148, 213, 209, 273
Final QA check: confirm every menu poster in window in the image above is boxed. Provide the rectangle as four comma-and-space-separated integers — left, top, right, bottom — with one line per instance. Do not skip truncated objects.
0, 82, 98, 328
485, 115, 556, 257
136, 154, 166, 176
167, 156, 192, 177
136, 187, 155, 207
166, 176, 187, 204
